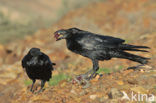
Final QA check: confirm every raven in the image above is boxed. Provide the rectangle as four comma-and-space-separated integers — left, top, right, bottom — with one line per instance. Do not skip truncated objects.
22, 48, 56, 93
54, 28, 150, 80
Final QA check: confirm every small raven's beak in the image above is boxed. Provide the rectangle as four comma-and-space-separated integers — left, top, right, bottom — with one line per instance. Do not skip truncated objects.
37, 51, 42, 56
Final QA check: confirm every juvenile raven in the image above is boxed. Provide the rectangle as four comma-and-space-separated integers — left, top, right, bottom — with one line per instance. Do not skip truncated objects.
22, 48, 56, 92
54, 28, 150, 80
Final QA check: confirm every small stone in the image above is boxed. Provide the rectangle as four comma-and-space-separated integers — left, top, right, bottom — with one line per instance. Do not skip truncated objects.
89, 94, 97, 100
80, 91, 87, 96
140, 69, 145, 73
108, 88, 123, 99
130, 86, 148, 94
127, 79, 138, 85
116, 80, 124, 85
100, 96, 108, 102
91, 74, 100, 82
70, 89, 77, 95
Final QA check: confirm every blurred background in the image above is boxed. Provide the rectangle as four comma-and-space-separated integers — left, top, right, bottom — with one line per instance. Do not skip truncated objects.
0, 0, 156, 103
0, 0, 103, 44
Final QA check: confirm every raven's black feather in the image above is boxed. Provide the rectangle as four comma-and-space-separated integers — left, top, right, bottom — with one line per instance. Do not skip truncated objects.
22, 48, 55, 92
54, 28, 150, 79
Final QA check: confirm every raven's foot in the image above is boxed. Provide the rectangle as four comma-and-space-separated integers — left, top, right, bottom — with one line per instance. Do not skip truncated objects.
34, 88, 45, 94
72, 73, 101, 88
72, 75, 91, 88
30, 89, 34, 93
88, 72, 98, 80
80, 69, 98, 80
29, 86, 36, 93
75, 72, 97, 81
34, 80, 46, 94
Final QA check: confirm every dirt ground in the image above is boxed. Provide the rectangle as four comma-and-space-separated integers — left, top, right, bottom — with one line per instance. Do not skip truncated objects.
0, 0, 156, 103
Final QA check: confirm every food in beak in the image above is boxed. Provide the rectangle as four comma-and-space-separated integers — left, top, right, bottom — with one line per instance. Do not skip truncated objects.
54, 32, 64, 41
54, 32, 60, 40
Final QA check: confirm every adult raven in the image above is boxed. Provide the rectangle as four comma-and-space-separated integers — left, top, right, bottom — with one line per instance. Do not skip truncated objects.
22, 48, 56, 93
54, 28, 150, 80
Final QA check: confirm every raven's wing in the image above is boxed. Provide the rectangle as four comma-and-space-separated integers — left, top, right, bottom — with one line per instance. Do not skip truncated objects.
41, 53, 54, 71
76, 33, 125, 50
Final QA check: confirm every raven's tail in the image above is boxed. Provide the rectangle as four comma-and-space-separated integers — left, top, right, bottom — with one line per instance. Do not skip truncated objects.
115, 51, 150, 64
119, 44, 150, 52
52, 63, 56, 65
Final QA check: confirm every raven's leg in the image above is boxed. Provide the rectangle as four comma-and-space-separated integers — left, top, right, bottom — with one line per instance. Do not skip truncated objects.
30, 79, 36, 92
38, 80, 46, 93
76, 60, 99, 80
73, 60, 99, 87
88, 59, 99, 80
84, 69, 94, 75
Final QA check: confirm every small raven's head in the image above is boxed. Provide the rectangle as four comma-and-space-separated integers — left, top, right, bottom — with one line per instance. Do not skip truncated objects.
54, 28, 80, 41
29, 48, 42, 57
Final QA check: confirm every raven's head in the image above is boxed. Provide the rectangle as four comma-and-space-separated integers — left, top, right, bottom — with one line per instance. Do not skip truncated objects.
29, 48, 42, 57
54, 28, 80, 41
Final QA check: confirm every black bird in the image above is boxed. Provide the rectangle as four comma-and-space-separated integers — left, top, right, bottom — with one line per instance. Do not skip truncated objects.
54, 28, 150, 80
22, 48, 56, 92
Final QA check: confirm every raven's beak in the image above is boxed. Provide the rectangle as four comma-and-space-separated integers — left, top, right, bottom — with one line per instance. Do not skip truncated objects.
37, 51, 42, 56
54, 32, 64, 41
